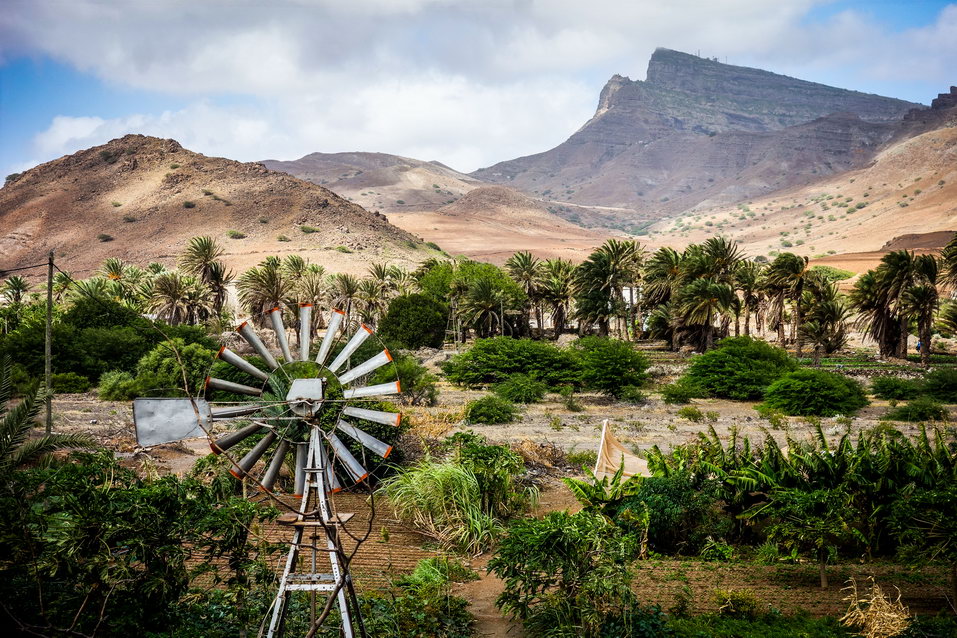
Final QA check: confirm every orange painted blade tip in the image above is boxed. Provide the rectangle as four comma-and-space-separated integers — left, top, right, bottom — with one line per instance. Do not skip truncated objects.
384, 348, 392, 361
236, 320, 248, 330
299, 302, 313, 308
229, 469, 244, 479
356, 472, 370, 483
361, 324, 373, 334
270, 306, 281, 313
209, 443, 223, 455
332, 308, 346, 315
383, 447, 393, 459
395, 413, 403, 427
396, 380, 402, 393
204, 376, 212, 389
216, 345, 226, 357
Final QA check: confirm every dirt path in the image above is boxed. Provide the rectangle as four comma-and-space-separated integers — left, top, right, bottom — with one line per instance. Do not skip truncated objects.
454, 555, 523, 638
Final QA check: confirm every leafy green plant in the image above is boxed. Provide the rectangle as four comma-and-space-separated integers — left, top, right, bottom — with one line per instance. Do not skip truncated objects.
923, 368, 957, 402
97, 370, 138, 400
712, 589, 761, 619
97, 233, 114, 242
661, 380, 700, 404
226, 230, 246, 239
492, 374, 547, 403
277, 235, 291, 242
300, 225, 319, 233
683, 336, 797, 400
567, 449, 598, 469
183, 200, 196, 208
463, 395, 517, 424
442, 337, 581, 388
50, 372, 91, 394
574, 336, 649, 397
870, 376, 922, 400
378, 294, 448, 349
883, 396, 948, 422
677, 405, 705, 422
379, 458, 504, 553
335, 245, 352, 253
489, 510, 645, 637
619, 385, 647, 404
700, 536, 734, 561
763, 369, 868, 416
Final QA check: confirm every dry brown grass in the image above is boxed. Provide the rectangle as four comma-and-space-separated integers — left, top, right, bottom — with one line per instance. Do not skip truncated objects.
840, 576, 911, 638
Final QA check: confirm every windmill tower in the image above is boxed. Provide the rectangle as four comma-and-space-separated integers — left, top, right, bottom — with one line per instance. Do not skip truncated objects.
133, 305, 402, 637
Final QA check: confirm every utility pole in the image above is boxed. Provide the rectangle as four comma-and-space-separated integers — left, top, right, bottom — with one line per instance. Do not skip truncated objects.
45, 250, 53, 433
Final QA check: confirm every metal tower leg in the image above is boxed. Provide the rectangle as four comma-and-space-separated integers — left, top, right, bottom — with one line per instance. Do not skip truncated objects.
264, 435, 362, 638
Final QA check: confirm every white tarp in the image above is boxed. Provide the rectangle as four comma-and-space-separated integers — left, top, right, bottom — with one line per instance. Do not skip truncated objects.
593, 419, 649, 479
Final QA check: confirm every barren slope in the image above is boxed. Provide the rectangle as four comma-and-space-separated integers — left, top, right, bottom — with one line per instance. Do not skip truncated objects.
651, 108, 957, 272
261, 151, 483, 214
388, 185, 614, 264
0, 136, 436, 276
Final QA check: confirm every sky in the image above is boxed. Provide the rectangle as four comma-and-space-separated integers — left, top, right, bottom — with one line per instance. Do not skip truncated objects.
1, 0, 955, 179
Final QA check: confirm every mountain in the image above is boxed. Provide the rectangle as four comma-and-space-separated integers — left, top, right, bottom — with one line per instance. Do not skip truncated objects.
472, 48, 924, 223
0, 135, 432, 276
658, 89, 957, 272
387, 185, 612, 264
260, 152, 483, 214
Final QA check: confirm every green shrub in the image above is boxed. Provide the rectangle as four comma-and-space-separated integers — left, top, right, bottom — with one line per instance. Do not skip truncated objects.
619, 385, 647, 404
276, 235, 291, 242
923, 368, 957, 402
559, 385, 583, 411
463, 395, 517, 424
677, 405, 704, 422
50, 372, 91, 394
574, 337, 649, 397
98, 370, 138, 400
442, 337, 581, 388
226, 230, 245, 239
661, 380, 699, 404
122, 215, 137, 223
335, 245, 352, 253
134, 338, 216, 396
183, 200, 195, 208
870, 376, 922, 400
883, 396, 948, 422
567, 449, 598, 469
713, 589, 761, 619
300, 225, 319, 234
683, 336, 797, 400
763, 369, 868, 416
612, 473, 726, 555
97, 233, 114, 242
492, 374, 547, 403
377, 294, 447, 349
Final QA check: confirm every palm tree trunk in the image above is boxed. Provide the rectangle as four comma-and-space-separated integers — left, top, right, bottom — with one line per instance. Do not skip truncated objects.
794, 300, 804, 358
819, 553, 829, 589
744, 307, 751, 336
921, 319, 931, 368
898, 317, 909, 359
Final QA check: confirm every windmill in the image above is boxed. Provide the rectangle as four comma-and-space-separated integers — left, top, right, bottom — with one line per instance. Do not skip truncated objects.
133, 304, 402, 637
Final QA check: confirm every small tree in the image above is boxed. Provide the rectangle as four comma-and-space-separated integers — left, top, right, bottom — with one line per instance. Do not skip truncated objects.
378, 294, 448, 349
574, 336, 649, 398
763, 369, 868, 416
759, 487, 863, 589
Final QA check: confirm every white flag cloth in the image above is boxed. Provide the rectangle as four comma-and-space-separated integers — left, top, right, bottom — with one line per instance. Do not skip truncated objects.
593, 419, 649, 479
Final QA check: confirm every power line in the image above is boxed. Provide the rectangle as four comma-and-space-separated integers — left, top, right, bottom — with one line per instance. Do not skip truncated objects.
0, 262, 48, 276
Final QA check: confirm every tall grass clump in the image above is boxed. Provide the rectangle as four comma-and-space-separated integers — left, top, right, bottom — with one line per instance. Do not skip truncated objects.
380, 459, 501, 553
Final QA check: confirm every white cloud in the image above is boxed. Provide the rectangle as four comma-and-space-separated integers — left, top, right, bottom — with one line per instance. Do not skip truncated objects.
4, 0, 956, 175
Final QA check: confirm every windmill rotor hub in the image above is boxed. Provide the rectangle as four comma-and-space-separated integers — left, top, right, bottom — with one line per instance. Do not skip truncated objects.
286, 377, 325, 417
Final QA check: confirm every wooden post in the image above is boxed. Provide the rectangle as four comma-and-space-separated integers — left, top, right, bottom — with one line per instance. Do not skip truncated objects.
45, 250, 53, 434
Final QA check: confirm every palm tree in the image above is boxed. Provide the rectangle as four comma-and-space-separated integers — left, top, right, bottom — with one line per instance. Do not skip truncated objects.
643, 247, 683, 308
941, 232, 957, 287
149, 271, 211, 325
99, 257, 129, 282
1, 276, 29, 305
460, 277, 502, 338
596, 239, 644, 338
179, 236, 225, 282
357, 278, 389, 326
765, 253, 811, 356
51, 271, 73, 303
329, 273, 362, 327
1, 359, 92, 474
735, 260, 765, 337
677, 279, 735, 351
238, 263, 293, 319
66, 277, 111, 303
505, 251, 542, 337
537, 259, 575, 339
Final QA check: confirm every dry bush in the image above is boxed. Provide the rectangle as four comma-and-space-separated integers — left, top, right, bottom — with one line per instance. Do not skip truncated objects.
840, 577, 911, 638
510, 439, 567, 469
